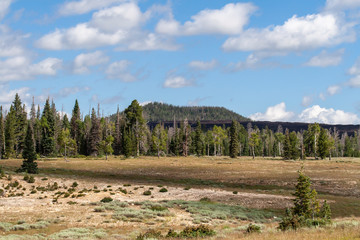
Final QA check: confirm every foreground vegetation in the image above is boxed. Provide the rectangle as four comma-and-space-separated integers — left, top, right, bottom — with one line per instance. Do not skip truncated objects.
0, 156, 360, 239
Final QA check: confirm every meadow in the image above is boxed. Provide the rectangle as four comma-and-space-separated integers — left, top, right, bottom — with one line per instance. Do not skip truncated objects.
0, 156, 360, 239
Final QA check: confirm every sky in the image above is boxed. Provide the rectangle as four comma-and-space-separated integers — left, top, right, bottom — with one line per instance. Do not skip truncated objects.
1, 0, 360, 124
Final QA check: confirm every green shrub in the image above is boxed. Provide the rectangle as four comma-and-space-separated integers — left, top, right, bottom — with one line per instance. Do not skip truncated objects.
136, 229, 162, 240
143, 190, 151, 196
233, 191, 238, 194
199, 197, 211, 202
159, 188, 168, 193
71, 182, 78, 188
246, 223, 261, 233
179, 225, 216, 238
28, 176, 35, 183
100, 197, 113, 203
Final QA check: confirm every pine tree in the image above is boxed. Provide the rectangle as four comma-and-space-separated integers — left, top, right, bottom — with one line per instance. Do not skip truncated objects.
292, 168, 317, 219
0, 106, 4, 159
319, 200, 331, 222
12, 94, 27, 157
113, 106, 122, 155
19, 122, 38, 174
89, 108, 100, 156
70, 100, 81, 153
41, 99, 55, 156
229, 120, 239, 158
317, 127, 329, 159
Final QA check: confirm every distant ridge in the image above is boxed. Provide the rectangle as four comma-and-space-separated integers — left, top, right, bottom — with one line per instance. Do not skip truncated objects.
142, 102, 250, 122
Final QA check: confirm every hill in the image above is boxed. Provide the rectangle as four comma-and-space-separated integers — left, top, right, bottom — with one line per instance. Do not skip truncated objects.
142, 102, 250, 122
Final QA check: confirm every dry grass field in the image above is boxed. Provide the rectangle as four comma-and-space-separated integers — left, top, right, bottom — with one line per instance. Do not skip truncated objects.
1, 156, 360, 239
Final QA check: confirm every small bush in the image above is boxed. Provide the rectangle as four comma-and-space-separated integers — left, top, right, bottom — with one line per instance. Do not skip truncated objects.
233, 191, 238, 194
28, 176, 35, 183
72, 182, 78, 188
143, 190, 151, 196
246, 223, 261, 233
179, 225, 216, 238
100, 197, 113, 203
94, 206, 106, 212
136, 229, 162, 240
199, 197, 211, 203
184, 187, 191, 190
159, 188, 168, 193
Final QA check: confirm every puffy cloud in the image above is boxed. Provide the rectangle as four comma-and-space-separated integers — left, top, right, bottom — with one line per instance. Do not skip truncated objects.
223, 14, 355, 52
305, 49, 344, 67
327, 85, 341, 95
37, 2, 177, 51
0, 57, 62, 82
250, 102, 295, 122
189, 60, 217, 70
58, 86, 91, 97
302, 96, 313, 107
156, 3, 257, 35
298, 105, 360, 124
0, 25, 27, 57
325, 0, 360, 11
90, 3, 144, 33
106, 60, 137, 82
58, 0, 127, 16
163, 76, 194, 88
0, 0, 12, 20
73, 51, 109, 74
250, 102, 360, 124
0, 85, 30, 105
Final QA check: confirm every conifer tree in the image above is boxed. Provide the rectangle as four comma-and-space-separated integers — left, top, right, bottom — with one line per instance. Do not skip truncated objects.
19, 122, 38, 174
89, 108, 101, 156
0, 106, 4, 159
70, 100, 82, 153
12, 94, 27, 157
99, 135, 114, 160
317, 127, 329, 159
41, 99, 55, 156
113, 106, 122, 155
229, 120, 239, 158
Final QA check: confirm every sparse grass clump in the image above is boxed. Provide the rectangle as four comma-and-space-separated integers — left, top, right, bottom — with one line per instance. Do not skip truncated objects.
159, 188, 168, 193
246, 223, 261, 233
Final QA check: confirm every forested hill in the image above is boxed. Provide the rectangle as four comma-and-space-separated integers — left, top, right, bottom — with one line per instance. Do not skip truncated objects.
142, 102, 250, 122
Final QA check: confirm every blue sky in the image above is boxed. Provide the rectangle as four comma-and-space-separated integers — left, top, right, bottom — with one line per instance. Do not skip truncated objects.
1, 0, 360, 124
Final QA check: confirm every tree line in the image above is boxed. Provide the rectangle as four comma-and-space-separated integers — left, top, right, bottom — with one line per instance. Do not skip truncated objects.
0, 95, 359, 161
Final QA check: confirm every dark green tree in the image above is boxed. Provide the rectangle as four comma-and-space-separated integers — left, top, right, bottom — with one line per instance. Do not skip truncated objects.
113, 107, 122, 155
229, 120, 239, 158
0, 106, 4, 159
317, 127, 329, 159
70, 100, 82, 153
89, 108, 100, 156
19, 122, 38, 174
41, 99, 55, 156
5, 106, 15, 158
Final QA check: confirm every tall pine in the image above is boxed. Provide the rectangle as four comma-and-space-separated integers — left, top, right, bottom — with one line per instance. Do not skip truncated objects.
229, 120, 239, 158
19, 122, 38, 174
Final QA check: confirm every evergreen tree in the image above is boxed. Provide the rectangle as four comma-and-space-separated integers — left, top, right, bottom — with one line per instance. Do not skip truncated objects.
19, 122, 38, 174
152, 124, 167, 157
283, 129, 291, 159
317, 127, 329, 159
41, 99, 55, 156
113, 106, 122, 155
0, 106, 4, 159
289, 131, 300, 160
12, 94, 27, 157
70, 100, 82, 153
89, 108, 100, 156
62, 114, 70, 130
229, 120, 239, 158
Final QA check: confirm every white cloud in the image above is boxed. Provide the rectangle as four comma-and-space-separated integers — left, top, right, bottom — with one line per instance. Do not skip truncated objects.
223, 14, 355, 53
156, 3, 257, 36
58, 86, 91, 97
325, 0, 360, 11
90, 3, 144, 33
226, 54, 279, 71
189, 60, 217, 70
163, 76, 194, 88
106, 60, 137, 82
0, 57, 62, 82
302, 96, 313, 107
250, 102, 360, 124
347, 76, 360, 88
327, 85, 341, 95
250, 102, 295, 122
58, 0, 127, 16
348, 58, 360, 75
305, 49, 344, 67
0, 0, 12, 21
0, 85, 30, 105
319, 93, 326, 100
73, 51, 109, 74
298, 105, 360, 124
38, 2, 177, 51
